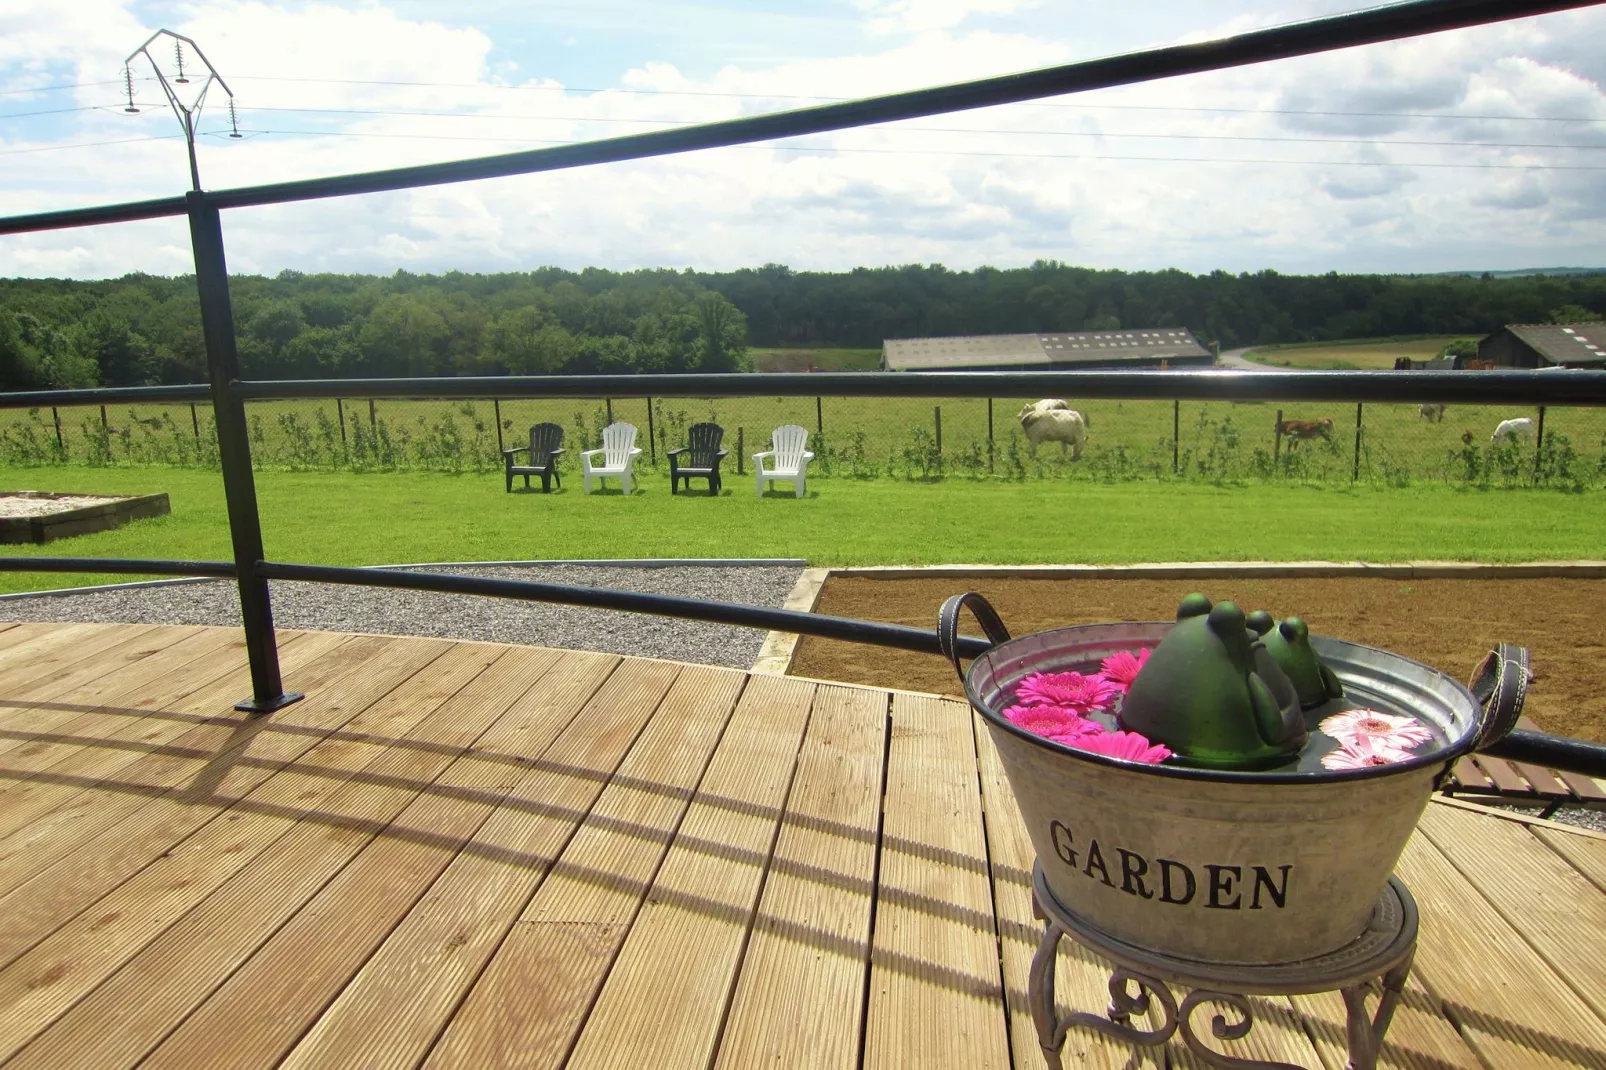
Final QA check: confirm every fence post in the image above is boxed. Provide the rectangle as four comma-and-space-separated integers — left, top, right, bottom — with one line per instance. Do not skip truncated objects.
646, 397, 656, 465
606, 398, 613, 425
1352, 402, 1363, 482
52, 407, 63, 453
987, 398, 994, 473
336, 398, 347, 450
1172, 400, 1180, 474
816, 396, 824, 437
934, 405, 942, 454
1274, 408, 1283, 464
1534, 405, 1547, 481
99, 404, 109, 437
186, 190, 299, 713
493, 398, 504, 454
368, 398, 377, 440
190, 402, 200, 443
737, 426, 744, 475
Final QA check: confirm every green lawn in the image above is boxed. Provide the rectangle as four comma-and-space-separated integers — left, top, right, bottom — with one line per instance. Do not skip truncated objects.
2, 465, 1602, 593
749, 347, 882, 372
1245, 336, 1476, 370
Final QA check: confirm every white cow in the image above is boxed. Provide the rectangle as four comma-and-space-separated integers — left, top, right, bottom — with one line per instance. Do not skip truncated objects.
1018, 400, 1088, 459
1491, 417, 1534, 446
1418, 403, 1446, 423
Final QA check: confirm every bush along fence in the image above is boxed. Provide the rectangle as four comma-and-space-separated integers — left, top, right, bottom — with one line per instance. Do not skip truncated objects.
3, 394, 1603, 491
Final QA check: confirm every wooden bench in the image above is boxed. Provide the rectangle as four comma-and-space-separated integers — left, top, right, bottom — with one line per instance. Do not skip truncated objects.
1441, 716, 1606, 817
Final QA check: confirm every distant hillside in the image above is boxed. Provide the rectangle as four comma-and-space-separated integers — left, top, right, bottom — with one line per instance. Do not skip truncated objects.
1429, 267, 1606, 279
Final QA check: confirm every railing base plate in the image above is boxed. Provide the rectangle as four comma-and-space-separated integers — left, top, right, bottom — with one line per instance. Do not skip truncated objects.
234, 691, 305, 714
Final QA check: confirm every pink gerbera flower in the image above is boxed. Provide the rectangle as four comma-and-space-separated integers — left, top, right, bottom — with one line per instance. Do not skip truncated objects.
1063, 729, 1172, 764
1320, 735, 1416, 771
1320, 709, 1433, 751
1014, 671, 1121, 714
1098, 648, 1151, 692
1004, 704, 1103, 745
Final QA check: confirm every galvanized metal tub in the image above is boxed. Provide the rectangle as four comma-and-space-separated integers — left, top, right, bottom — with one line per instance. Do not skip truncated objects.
963, 620, 1486, 966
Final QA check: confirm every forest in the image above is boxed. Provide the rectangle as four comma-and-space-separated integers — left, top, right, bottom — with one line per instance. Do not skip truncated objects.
2, 261, 1604, 389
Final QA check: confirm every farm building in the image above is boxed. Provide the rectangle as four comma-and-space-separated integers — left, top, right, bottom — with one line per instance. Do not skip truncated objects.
880, 328, 1214, 371
1477, 322, 1606, 369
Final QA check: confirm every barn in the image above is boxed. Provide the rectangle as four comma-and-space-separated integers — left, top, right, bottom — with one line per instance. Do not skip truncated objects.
1476, 322, 1606, 369
880, 329, 1214, 371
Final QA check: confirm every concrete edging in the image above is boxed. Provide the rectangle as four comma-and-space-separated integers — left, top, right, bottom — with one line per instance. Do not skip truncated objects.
748, 567, 830, 676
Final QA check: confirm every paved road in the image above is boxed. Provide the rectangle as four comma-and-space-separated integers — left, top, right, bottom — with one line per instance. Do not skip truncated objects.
1216, 346, 1298, 371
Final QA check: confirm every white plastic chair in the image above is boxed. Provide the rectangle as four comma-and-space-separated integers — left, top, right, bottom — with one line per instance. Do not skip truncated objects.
581, 422, 643, 495
754, 424, 814, 498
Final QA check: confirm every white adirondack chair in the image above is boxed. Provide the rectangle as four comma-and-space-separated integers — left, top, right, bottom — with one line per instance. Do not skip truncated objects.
580, 422, 643, 495
754, 424, 814, 498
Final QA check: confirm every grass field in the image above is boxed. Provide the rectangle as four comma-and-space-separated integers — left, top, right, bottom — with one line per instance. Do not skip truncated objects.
7, 391, 1597, 488
749, 347, 882, 372
1244, 335, 1476, 370
2, 464, 1604, 594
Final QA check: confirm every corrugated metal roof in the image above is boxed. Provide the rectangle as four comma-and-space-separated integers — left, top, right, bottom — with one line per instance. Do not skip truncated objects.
1505, 322, 1606, 366
882, 328, 1210, 370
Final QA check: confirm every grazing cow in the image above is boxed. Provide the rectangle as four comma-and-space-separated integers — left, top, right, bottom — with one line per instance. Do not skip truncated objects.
1275, 417, 1333, 449
1418, 403, 1446, 423
1491, 417, 1534, 446
1018, 400, 1088, 459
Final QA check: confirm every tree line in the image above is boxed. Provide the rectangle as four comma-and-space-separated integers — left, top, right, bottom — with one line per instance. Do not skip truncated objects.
2, 261, 1603, 389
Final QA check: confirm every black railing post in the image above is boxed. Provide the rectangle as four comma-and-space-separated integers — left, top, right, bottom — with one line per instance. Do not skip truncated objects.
1172, 399, 1180, 474
646, 396, 656, 464
1534, 404, 1547, 481
1353, 402, 1363, 482
186, 191, 301, 713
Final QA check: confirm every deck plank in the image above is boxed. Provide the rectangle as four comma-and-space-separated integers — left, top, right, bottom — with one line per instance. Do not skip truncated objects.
129, 650, 655, 1070
3, 646, 600, 1070
1417, 802, 1606, 1023
714, 683, 888, 1070
1532, 826, 1606, 895
275, 661, 744, 1070
0, 640, 519, 1063
0, 624, 190, 741
561, 674, 817, 1070
971, 713, 1163, 1070
0, 623, 170, 698
1393, 827, 1606, 1069
1290, 984, 1482, 1070
423, 665, 750, 1070
0, 631, 421, 958
862, 694, 1010, 1070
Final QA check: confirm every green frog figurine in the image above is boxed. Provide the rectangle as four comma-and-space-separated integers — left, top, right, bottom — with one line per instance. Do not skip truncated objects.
1119, 594, 1308, 769
1255, 616, 1345, 710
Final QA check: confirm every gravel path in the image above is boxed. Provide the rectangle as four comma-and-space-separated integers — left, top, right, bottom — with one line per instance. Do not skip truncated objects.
0, 564, 806, 670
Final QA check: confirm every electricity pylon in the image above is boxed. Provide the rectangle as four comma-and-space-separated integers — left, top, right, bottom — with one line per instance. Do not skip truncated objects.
122, 29, 242, 191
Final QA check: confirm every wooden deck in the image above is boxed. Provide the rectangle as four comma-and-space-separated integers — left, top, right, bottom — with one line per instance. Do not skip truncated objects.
0, 621, 1602, 1070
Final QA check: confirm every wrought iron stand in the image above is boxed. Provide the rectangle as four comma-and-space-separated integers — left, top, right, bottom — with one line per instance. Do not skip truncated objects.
1028, 866, 1417, 1070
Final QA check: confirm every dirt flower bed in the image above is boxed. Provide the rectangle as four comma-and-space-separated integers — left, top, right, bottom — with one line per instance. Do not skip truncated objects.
789, 575, 1606, 743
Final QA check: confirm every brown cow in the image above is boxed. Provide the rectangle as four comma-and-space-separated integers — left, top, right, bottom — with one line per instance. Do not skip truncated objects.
1275, 417, 1333, 448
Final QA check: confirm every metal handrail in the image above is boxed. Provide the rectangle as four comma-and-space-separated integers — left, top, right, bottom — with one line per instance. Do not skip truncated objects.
0, 0, 1597, 235
2, 370, 1604, 410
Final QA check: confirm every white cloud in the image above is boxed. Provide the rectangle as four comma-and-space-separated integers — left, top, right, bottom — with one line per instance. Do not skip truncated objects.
1, 1, 1605, 279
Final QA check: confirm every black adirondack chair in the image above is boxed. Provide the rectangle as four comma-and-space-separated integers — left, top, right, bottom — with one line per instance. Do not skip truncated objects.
667, 422, 728, 495
503, 423, 565, 493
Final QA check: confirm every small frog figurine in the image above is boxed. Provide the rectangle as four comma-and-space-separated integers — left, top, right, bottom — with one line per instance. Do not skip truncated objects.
1252, 615, 1345, 711
1119, 594, 1308, 769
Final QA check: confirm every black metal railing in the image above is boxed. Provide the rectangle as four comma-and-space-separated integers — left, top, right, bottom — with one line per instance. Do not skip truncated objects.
3, 0, 1606, 777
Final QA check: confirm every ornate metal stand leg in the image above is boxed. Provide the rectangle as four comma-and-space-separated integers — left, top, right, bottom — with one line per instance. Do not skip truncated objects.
1178, 991, 1304, 1070
1341, 950, 1415, 1070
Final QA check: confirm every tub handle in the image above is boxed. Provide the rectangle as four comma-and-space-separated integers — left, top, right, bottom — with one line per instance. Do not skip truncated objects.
1469, 643, 1528, 750
939, 592, 1012, 685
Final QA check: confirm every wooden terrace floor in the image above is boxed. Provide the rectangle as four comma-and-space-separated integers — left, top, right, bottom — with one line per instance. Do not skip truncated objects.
0, 621, 1602, 1069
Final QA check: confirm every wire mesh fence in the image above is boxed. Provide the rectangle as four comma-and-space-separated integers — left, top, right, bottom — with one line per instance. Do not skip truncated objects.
3, 392, 1604, 490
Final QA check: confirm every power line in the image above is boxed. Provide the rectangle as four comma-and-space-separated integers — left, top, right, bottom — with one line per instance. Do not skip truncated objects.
0, 78, 130, 97
231, 103, 1606, 150
0, 134, 180, 157
209, 125, 1606, 169
0, 104, 123, 122
226, 72, 1606, 123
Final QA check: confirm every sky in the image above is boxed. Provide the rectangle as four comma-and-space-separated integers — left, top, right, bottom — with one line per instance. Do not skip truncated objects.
2, 0, 1605, 280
